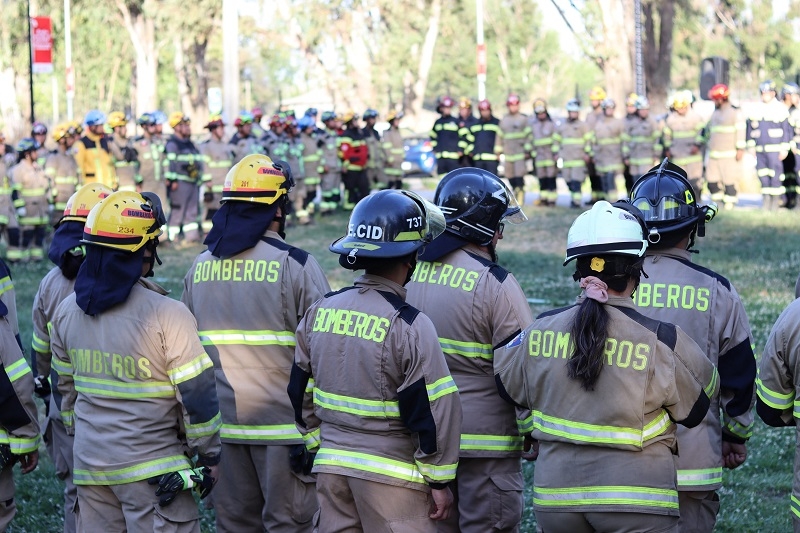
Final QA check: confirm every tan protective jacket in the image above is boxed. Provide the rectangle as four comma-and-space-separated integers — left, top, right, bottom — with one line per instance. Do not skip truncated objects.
529, 116, 557, 169
51, 279, 222, 485
300, 134, 322, 184
13, 159, 51, 226
625, 116, 661, 175
706, 102, 746, 161
406, 245, 534, 457
496, 296, 718, 516
32, 267, 75, 420
382, 127, 405, 178
633, 249, 756, 491
663, 110, 705, 170
134, 135, 165, 188
110, 133, 140, 191
757, 298, 800, 521
44, 148, 79, 210
199, 137, 234, 194
591, 116, 628, 173
497, 113, 532, 176
554, 119, 592, 167
289, 275, 462, 491
182, 231, 330, 445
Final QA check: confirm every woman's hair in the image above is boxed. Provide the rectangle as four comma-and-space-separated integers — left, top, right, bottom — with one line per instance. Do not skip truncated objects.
567, 254, 643, 391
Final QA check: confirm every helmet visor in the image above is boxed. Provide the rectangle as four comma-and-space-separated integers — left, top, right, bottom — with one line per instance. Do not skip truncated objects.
631, 196, 694, 223
501, 181, 528, 224
404, 191, 446, 244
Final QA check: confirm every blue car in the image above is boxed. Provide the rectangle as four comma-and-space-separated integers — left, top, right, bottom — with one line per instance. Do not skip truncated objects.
402, 134, 437, 177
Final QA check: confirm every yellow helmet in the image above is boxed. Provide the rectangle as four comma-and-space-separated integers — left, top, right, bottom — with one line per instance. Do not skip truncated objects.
626, 92, 639, 107
386, 109, 404, 122
222, 154, 294, 205
107, 112, 128, 129
61, 183, 113, 223
459, 97, 472, 109
340, 110, 358, 124
671, 90, 692, 110
168, 111, 190, 128
589, 86, 607, 101
82, 191, 166, 252
533, 99, 547, 114
69, 120, 83, 135
52, 123, 71, 142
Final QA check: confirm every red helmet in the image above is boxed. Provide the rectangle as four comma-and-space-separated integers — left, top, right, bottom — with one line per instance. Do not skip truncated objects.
506, 94, 521, 106
478, 99, 492, 111
708, 84, 730, 101
439, 96, 455, 108
251, 106, 264, 117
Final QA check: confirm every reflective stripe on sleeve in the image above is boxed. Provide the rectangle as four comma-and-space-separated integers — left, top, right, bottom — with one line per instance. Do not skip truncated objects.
61, 409, 74, 428
0, 275, 13, 297
185, 411, 222, 438
313, 388, 400, 418
73, 455, 192, 485
52, 356, 73, 375
427, 376, 458, 401
676, 467, 723, 488
517, 413, 534, 435
755, 377, 794, 410
198, 329, 296, 347
460, 434, 523, 452
704, 368, 719, 398
724, 418, 754, 439
315, 448, 426, 484
221, 423, 302, 441
303, 428, 321, 450
415, 460, 458, 482
74, 376, 174, 398
0, 429, 41, 455
32, 331, 50, 353
4, 358, 32, 383
792, 494, 800, 520
533, 485, 679, 510
439, 337, 492, 360
167, 353, 213, 385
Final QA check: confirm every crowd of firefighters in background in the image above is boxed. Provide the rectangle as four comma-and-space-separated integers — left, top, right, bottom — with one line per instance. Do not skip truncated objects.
0, 78, 798, 263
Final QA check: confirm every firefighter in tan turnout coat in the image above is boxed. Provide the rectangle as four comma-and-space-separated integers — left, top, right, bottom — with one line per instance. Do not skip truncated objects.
183, 154, 330, 532
406, 168, 533, 533
289, 189, 462, 532
630, 160, 756, 533
495, 200, 719, 532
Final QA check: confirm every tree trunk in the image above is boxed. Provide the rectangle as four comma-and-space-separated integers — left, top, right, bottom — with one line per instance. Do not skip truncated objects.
599, 0, 634, 110
644, 0, 675, 113
116, 0, 159, 116
409, 0, 441, 118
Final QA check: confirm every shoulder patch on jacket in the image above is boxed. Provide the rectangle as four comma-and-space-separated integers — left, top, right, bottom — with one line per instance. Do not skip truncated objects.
670, 256, 731, 291
466, 251, 509, 282
261, 237, 310, 266
615, 305, 678, 350
537, 304, 577, 319
377, 290, 420, 325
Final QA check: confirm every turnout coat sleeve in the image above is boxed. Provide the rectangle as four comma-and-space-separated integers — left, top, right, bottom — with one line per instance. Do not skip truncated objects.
756, 299, 800, 427
0, 315, 41, 455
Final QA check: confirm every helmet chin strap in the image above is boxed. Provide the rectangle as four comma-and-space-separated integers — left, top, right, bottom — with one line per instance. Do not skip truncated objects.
143, 238, 162, 278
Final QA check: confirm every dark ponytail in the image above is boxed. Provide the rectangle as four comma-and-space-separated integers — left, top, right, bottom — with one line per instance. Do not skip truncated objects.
567, 298, 610, 391
567, 254, 644, 391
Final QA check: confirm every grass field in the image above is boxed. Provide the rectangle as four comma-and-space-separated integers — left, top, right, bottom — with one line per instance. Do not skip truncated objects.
6, 201, 800, 532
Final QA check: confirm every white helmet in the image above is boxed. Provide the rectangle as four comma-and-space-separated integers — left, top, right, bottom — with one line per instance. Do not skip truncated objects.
564, 201, 648, 265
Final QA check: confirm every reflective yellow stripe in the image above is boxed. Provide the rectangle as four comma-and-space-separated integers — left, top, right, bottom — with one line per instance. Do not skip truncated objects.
21, 188, 47, 196
5, 358, 32, 383
704, 368, 719, 398
427, 376, 458, 401
167, 353, 213, 385
710, 125, 737, 133
415, 460, 458, 482
314, 388, 400, 418
709, 150, 738, 159
504, 131, 530, 140
724, 418, 753, 439
73, 455, 192, 485
221, 423, 302, 441
533, 485, 679, 510
439, 337, 492, 360
74, 375, 174, 398
677, 467, 723, 488
61, 409, 74, 428
460, 433, 523, 452
315, 448, 426, 484
303, 427, 321, 450
185, 412, 222, 438
32, 331, 50, 353
531, 409, 672, 446
517, 413, 534, 434
198, 329, 296, 347
0, 429, 41, 455
792, 494, 800, 520
52, 356, 73, 375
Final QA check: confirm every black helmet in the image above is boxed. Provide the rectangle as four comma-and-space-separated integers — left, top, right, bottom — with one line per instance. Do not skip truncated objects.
629, 159, 717, 249
434, 168, 527, 246
330, 190, 446, 268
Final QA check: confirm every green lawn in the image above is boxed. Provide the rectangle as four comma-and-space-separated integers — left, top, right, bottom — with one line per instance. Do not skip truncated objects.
7, 204, 800, 532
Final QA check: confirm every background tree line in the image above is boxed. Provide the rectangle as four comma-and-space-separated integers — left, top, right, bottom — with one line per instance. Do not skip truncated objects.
1, 0, 799, 137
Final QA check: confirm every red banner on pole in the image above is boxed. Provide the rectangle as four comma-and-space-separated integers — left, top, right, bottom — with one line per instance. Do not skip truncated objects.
31, 16, 53, 74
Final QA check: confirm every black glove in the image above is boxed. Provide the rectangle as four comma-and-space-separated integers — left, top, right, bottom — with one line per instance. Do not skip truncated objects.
124, 145, 139, 163
203, 191, 214, 203
33, 375, 51, 399
289, 444, 315, 475
0, 444, 16, 470
192, 466, 214, 499
149, 467, 214, 506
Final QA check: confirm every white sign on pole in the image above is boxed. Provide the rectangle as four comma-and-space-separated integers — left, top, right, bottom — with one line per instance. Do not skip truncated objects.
208, 87, 223, 114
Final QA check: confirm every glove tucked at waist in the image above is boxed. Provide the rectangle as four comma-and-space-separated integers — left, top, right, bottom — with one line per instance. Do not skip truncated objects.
148, 466, 214, 507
